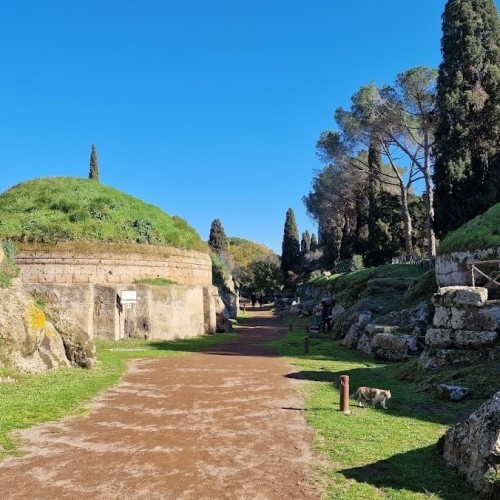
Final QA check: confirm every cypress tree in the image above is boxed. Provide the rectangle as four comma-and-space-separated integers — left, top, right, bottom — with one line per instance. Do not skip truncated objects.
433, 0, 500, 236
310, 233, 318, 252
89, 144, 100, 181
281, 208, 301, 277
208, 219, 228, 255
301, 230, 311, 254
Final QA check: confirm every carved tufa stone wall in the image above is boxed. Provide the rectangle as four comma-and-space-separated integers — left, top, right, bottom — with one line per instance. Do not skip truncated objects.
16, 243, 217, 341
16, 242, 212, 286
435, 247, 500, 287
420, 287, 500, 370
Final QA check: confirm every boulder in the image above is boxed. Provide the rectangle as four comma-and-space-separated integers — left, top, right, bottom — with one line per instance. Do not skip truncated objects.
356, 333, 373, 357
0, 287, 77, 373
438, 391, 500, 497
437, 384, 471, 402
44, 306, 96, 368
341, 322, 365, 349
371, 333, 419, 361
375, 302, 432, 336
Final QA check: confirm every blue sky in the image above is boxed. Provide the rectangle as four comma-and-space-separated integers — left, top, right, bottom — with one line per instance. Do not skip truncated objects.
0, 1, 473, 253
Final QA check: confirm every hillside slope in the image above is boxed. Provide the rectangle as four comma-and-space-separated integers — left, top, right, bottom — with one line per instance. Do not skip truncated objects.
438, 202, 500, 254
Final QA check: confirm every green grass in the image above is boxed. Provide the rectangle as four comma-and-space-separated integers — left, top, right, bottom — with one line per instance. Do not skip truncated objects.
0, 177, 207, 251
305, 265, 432, 314
134, 277, 177, 286
0, 240, 20, 288
437, 202, 500, 255
0, 333, 235, 461
269, 327, 477, 499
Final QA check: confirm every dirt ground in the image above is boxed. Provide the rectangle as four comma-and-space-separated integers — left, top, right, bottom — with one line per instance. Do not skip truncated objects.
0, 306, 320, 499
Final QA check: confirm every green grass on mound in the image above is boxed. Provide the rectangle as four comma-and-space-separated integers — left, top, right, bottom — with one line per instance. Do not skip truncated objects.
438, 202, 500, 255
0, 177, 207, 251
306, 264, 432, 308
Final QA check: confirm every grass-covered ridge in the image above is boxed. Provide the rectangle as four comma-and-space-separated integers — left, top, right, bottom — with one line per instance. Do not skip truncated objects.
437, 202, 500, 255
0, 177, 207, 252
306, 264, 434, 308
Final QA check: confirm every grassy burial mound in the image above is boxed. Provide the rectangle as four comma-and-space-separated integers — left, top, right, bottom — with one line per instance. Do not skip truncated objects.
0, 177, 207, 252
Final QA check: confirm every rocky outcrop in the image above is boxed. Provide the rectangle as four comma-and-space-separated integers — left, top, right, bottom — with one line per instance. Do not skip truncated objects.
420, 287, 500, 370
438, 391, 500, 498
0, 284, 95, 373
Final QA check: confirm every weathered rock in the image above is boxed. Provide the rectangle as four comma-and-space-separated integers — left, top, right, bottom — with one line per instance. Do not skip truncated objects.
365, 324, 399, 335
439, 391, 500, 497
356, 333, 373, 357
433, 286, 489, 308
426, 328, 498, 350
41, 305, 96, 368
432, 306, 453, 329
341, 322, 365, 349
371, 333, 419, 361
375, 302, 432, 336
419, 347, 500, 370
358, 312, 372, 325
435, 249, 500, 288
433, 305, 500, 331
437, 384, 471, 402
0, 287, 75, 373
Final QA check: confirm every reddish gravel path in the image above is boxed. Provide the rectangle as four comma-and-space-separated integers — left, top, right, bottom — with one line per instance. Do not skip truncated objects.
0, 306, 320, 499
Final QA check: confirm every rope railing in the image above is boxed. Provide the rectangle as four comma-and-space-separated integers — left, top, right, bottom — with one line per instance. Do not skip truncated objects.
469, 260, 500, 288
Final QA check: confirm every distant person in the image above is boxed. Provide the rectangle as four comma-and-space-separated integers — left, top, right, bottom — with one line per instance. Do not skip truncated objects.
251, 293, 257, 307
313, 302, 322, 328
321, 301, 329, 333
258, 294, 263, 307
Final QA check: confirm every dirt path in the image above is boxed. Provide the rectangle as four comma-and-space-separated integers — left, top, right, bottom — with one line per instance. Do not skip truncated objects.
0, 307, 320, 499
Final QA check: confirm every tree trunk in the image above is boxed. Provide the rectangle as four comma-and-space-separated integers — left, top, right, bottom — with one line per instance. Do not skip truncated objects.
424, 138, 436, 257
401, 187, 413, 258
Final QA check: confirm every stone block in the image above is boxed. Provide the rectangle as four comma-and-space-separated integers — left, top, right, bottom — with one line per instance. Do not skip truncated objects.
371, 333, 419, 361
433, 306, 452, 328
425, 328, 454, 348
437, 384, 471, 402
453, 330, 498, 349
418, 347, 496, 370
341, 323, 365, 349
439, 391, 500, 497
356, 334, 373, 357
450, 307, 498, 331
365, 324, 398, 335
433, 286, 488, 307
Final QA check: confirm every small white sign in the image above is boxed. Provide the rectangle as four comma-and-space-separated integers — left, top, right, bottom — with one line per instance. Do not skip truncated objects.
120, 290, 137, 304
